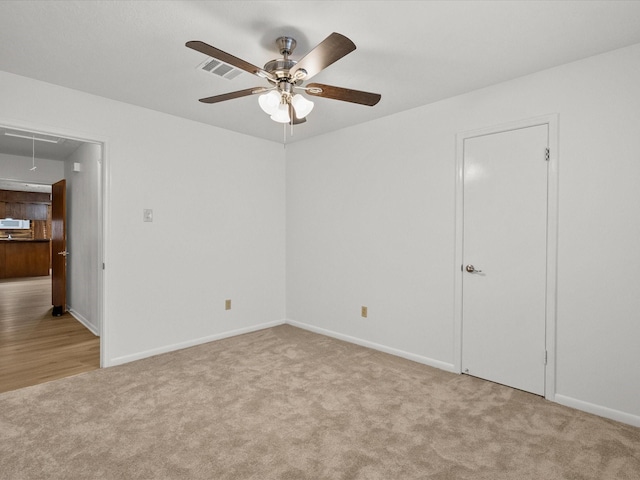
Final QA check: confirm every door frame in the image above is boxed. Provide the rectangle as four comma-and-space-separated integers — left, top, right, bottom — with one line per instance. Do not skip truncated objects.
453, 114, 559, 400
0, 118, 109, 369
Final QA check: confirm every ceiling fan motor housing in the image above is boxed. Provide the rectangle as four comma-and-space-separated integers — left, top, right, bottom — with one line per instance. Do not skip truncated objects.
263, 36, 308, 89
263, 58, 298, 80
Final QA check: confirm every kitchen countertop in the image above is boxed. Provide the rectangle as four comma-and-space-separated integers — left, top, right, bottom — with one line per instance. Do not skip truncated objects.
0, 239, 51, 242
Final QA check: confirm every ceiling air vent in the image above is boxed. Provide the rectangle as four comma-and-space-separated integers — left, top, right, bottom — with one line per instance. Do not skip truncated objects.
197, 58, 243, 80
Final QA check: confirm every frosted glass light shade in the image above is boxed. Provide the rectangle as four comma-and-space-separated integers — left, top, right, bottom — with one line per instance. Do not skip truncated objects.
258, 91, 281, 115
291, 94, 314, 118
270, 103, 291, 123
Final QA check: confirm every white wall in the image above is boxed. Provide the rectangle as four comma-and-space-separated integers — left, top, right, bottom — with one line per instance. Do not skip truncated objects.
0, 70, 286, 366
2, 41, 639, 427
65, 143, 102, 335
0, 152, 64, 184
286, 43, 640, 425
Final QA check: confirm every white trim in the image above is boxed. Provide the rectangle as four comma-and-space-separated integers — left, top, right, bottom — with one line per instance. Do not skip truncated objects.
98, 139, 109, 369
545, 115, 559, 401
287, 319, 457, 373
555, 394, 640, 428
0, 116, 109, 369
68, 307, 99, 336
453, 114, 559, 400
107, 319, 286, 367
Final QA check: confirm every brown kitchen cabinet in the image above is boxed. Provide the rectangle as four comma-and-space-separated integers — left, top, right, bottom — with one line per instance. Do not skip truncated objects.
5, 202, 27, 219
25, 203, 48, 221
0, 240, 51, 278
4, 202, 47, 220
0, 190, 50, 221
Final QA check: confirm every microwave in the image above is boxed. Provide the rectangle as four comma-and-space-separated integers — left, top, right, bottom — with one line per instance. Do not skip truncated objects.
0, 218, 30, 229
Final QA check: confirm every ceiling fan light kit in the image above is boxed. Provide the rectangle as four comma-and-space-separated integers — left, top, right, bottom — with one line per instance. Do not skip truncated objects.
258, 90, 281, 115
271, 103, 291, 124
290, 94, 314, 118
186, 32, 381, 135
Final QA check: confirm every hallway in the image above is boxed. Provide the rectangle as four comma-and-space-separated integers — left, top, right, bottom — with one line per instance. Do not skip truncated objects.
0, 276, 99, 393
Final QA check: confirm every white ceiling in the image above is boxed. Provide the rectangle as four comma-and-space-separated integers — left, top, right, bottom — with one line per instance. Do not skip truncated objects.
1, 1, 640, 146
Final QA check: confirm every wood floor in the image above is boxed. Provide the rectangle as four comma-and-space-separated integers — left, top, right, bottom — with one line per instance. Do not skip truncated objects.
0, 276, 100, 393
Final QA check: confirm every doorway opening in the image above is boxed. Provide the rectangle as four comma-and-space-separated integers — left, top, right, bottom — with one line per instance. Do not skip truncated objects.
0, 124, 105, 391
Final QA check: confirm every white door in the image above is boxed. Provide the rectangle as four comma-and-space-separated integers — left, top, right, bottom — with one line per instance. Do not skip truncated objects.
461, 124, 548, 396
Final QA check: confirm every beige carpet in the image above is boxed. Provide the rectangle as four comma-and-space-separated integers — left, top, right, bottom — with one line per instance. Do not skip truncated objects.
1, 325, 638, 479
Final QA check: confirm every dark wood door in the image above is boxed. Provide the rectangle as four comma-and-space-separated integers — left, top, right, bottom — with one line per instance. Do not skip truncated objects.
51, 179, 67, 316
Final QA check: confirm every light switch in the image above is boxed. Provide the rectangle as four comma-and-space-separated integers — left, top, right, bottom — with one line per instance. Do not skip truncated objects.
143, 209, 153, 222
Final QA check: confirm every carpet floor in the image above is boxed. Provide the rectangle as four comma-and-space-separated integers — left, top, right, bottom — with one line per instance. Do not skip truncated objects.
1, 325, 639, 479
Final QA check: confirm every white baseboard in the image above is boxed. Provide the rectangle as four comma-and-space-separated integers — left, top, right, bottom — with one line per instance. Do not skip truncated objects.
68, 307, 99, 336
106, 319, 286, 367
554, 394, 640, 428
286, 319, 457, 373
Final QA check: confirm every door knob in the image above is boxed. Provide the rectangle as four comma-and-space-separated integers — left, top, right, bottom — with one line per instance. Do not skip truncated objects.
465, 264, 482, 273
58, 251, 70, 257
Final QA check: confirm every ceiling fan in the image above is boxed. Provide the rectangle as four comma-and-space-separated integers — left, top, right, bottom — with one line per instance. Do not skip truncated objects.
186, 32, 381, 125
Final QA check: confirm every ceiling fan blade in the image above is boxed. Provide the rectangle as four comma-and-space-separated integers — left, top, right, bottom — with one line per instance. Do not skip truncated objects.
291, 33, 356, 81
186, 41, 275, 80
199, 87, 269, 104
305, 83, 381, 106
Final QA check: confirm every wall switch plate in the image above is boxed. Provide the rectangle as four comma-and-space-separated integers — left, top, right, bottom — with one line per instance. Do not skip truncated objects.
225, 299, 231, 310
361, 306, 368, 318
143, 209, 153, 222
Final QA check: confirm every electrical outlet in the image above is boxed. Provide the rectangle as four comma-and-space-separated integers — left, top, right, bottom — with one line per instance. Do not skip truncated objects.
361, 306, 368, 318
225, 299, 231, 310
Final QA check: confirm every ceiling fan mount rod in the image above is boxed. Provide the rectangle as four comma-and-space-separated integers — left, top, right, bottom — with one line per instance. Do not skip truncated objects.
264, 37, 310, 84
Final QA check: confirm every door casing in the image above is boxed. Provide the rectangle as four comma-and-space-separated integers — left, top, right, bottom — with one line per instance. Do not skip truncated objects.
453, 114, 559, 400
